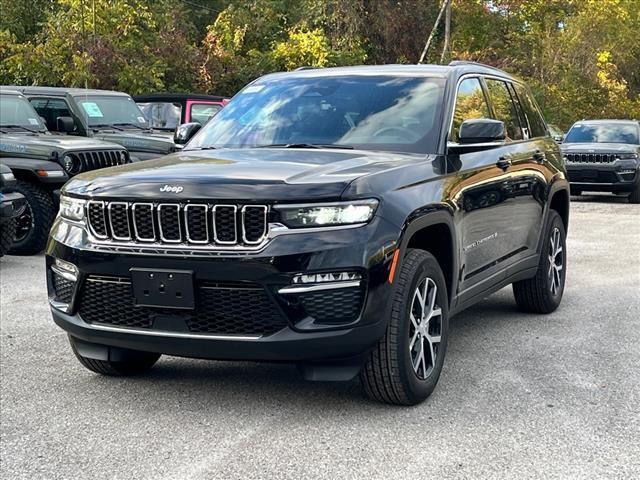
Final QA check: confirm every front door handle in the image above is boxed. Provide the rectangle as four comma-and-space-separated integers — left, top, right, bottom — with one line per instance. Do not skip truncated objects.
532, 149, 546, 163
497, 156, 512, 170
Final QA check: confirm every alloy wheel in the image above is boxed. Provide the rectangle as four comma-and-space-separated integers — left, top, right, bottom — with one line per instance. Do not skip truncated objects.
548, 227, 563, 296
14, 203, 34, 243
408, 277, 442, 380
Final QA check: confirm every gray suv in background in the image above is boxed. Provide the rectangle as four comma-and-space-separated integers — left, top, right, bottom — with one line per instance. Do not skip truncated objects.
562, 120, 640, 203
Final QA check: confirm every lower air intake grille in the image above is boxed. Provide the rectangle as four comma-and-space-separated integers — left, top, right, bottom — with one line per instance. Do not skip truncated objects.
53, 273, 75, 303
299, 288, 365, 324
78, 276, 288, 336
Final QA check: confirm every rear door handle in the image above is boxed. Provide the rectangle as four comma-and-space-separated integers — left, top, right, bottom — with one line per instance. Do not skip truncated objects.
532, 150, 546, 163
497, 156, 512, 170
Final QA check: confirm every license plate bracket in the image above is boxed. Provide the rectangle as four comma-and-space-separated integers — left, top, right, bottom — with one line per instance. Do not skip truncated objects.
130, 268, 195, 309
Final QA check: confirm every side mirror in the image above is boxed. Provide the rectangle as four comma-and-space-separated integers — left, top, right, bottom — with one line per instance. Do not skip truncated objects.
458, 119, 506, 144
553, 134, 564, 143
174, 122, 202, 145
56, 116, 75, 133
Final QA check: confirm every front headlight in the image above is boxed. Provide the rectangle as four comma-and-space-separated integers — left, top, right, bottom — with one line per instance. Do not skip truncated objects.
59, 195, 86, 222
62, 154, 81, 174
617, 153, 639, 160
275, 199, 378, 228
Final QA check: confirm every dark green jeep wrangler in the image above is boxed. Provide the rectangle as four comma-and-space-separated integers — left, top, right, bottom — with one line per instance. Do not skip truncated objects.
6, 86, 178, 161
0, 88, 130, 254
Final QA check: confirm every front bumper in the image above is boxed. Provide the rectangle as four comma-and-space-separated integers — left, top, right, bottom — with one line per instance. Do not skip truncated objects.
0, 191, 26, 220
46, 216, 399, 363
566, 162, 638, 192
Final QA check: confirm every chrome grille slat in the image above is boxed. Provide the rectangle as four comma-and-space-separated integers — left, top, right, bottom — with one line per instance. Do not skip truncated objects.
87, 201, 267, 248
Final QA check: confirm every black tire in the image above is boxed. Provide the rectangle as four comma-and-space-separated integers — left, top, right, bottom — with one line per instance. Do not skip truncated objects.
69, 336, 160, 376
8, 180, 55, 255
360, 249, 449, 405
513, 210, 567, 313
628, 182, 640, 204
0, 218, 16, 257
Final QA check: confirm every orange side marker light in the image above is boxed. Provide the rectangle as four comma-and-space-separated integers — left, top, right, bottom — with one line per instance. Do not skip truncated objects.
388, 249, 400, 284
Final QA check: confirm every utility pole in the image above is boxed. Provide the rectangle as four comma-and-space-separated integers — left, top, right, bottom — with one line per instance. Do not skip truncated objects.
418, 0, 448, 64
440, 0, 451, 64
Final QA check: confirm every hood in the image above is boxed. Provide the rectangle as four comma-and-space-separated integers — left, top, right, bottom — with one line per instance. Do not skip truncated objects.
0, 132, 123, 151
93, 130, 175, 155
63, 148, 425, 201
561, 142, 639, 154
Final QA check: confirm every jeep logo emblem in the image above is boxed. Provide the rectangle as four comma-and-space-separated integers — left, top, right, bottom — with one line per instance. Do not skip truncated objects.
160, 184, 184, 193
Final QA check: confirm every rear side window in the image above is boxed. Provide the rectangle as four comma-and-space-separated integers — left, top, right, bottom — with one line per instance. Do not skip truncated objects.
29, 97, 73, 132
190, 103, 222, 125
512, 84, 547, 138
451, 77, 491, 143
485, 79, 523, 141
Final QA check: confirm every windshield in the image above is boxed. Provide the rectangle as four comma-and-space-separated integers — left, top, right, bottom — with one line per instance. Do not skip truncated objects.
187, 75, 446, 154
565, 123, 639, 145
0, 94, 47, 132
137, 102, 182, 130
76, 95, 149, 128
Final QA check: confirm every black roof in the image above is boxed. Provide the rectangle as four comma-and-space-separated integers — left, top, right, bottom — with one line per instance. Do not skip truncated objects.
257, 61, 517, 82
133, 93, 228, 102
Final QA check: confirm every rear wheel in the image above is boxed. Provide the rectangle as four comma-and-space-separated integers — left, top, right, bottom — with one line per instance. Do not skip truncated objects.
513, 210, 566, 313
8, 181, 55, 255
69, 336, 160, 376
360, 249, 449, 405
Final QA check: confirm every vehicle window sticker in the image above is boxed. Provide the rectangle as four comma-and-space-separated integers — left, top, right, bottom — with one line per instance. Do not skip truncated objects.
137, 116, 146, 123
28, 118, 40, 125
81, 102, 104, 118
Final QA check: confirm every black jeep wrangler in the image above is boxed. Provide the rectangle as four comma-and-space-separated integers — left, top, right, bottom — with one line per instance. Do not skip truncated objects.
47, 63, 570, 405
561, 119, 640, 203
6, 86, 178, 161
0, 89, 130, 254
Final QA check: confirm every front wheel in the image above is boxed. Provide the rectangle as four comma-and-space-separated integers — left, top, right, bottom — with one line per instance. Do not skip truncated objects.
69, 336, 160, 376
360, 249, 449, 405
513, 210, 567, 313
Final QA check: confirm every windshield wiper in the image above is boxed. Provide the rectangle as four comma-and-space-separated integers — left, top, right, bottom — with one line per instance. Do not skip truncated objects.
0, 124, 41, 134
91, 123, 124, 131
186, 146, 218, 150
256, 143, 354, 150
112, 122, 151, 131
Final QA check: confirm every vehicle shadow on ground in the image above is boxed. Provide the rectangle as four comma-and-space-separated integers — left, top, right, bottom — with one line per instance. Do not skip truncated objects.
76, 292, 530, 410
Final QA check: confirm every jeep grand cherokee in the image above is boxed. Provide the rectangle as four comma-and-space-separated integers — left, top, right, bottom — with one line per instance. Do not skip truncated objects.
46, 62, 570, 405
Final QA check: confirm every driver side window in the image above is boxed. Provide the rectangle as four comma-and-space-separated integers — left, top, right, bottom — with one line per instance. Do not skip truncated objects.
450, 78, 490, 143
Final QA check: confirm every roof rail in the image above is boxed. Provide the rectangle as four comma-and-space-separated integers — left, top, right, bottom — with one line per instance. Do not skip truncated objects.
448, 60, 506, 74
294, 66, 316, 71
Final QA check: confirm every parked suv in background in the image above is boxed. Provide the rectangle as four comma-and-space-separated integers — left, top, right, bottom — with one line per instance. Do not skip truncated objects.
562, 119, 640, 203
135, 93, 228, 131
47, 62, 569, 405
5, 86, 178, 161
0, 88, 130, 254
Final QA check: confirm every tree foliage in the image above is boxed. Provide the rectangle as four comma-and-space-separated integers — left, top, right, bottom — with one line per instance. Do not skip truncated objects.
1, 0, 638, 127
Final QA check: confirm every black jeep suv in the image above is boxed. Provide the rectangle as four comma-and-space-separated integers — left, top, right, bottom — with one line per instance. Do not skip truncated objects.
46, 63, 569, 405
562, 119, 640, 202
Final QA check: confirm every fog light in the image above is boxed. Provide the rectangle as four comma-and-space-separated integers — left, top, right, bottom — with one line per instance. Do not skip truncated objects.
619, 169, 636, 175
53, 258, 79, 280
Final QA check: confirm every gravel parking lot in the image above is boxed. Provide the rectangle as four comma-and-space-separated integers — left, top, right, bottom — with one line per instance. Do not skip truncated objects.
1, 195, 639, 480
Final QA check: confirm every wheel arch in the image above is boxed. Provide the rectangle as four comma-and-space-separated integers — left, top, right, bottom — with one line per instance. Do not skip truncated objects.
397, 210, 458, 308
549, 185, 570, 231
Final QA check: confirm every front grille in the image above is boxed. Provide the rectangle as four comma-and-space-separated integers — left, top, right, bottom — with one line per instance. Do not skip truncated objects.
87, 201, 269, 248
70, 149, 129, 173
53, 273, 75, 303
78, 276, 288, 336
566, 153, 617, 164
